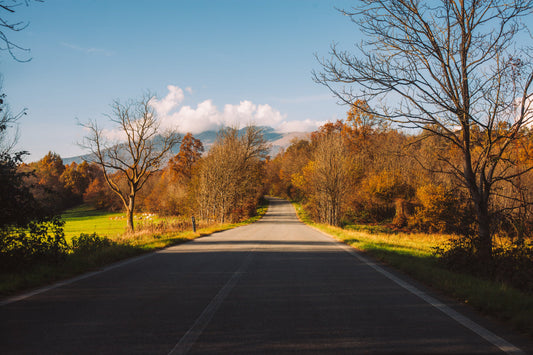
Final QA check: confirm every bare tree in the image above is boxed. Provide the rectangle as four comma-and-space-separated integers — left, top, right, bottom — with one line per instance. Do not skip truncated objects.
0, 0, 42, 61
0, 91, 24, 155
308, 131, 353, 226
196, 126, 268, 223
315, 0, 533, 260
82, 94, 180, 232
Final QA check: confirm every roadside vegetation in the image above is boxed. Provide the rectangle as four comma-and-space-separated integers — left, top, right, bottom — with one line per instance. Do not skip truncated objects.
0, 201, 268, 298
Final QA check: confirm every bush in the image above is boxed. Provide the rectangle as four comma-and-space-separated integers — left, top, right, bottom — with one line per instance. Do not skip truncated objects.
409, 184, 475, 234
0, 216, 69, 271
71, 233, 115, 254
493, 241, 533, 294
435, 237, 533, 294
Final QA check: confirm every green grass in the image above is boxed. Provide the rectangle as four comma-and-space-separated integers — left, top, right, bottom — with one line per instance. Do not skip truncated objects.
62, 205, 127, 240
0, 202, 269, 298
293, 202, 533, 337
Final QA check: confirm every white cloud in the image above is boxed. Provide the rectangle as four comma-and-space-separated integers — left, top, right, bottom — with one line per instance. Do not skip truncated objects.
276, 119, 329, 133
170, 100, 222, 133
149, 84, 328, 135
150, 85, 185, 115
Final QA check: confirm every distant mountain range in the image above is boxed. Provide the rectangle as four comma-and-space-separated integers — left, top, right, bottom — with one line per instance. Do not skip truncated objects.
62, 127, 309, 165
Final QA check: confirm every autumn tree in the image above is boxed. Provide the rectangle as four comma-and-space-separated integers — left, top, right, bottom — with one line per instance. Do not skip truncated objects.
266, 138, 312, 199
17, 151, 75, 213
296, 129, 354, 226
315, 0, 533, 260
141, 133, 204, 215
60, 161, 101, 199
168, 132, 204, 181
83, 175, 123, 211
196, 126, 268, 222
82, 94, 180, 232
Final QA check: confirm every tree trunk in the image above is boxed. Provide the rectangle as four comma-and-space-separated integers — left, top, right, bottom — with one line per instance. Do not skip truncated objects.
126, 194, 135, 232
463, 141, 492, 261
475, 202, 492, 262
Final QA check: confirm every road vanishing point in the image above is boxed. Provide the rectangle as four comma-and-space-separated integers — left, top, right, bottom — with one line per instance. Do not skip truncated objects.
1, 197, 531, 354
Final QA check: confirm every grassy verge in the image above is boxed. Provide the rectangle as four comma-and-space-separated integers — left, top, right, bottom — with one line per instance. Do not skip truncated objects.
293, 203, 533, 337
0, 202, 268, 298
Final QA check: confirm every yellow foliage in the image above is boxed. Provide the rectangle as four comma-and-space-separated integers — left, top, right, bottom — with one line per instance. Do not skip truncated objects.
361, 170, 410, 202
409, 183, 473, 234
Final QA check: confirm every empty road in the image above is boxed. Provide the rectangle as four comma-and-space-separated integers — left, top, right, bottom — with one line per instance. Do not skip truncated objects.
0, 197, 530, 354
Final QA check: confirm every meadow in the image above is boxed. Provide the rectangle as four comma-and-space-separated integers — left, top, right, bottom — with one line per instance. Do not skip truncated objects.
62, 205, 129, 240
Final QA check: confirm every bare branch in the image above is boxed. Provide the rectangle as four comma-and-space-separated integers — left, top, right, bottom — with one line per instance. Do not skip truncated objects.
81, 94, 180, 231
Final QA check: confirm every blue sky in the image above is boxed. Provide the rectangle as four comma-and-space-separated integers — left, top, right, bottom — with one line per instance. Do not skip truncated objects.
1, 0, 359, 160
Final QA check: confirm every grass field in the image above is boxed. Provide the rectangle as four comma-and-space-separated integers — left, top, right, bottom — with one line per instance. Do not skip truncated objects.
61, 205, 211, 241
293, 203, 533, 338
62, 205, 128, 240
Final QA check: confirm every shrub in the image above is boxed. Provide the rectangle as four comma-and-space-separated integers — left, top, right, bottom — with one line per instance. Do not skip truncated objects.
0, 216, 69, 271
71, 233, 115, 254
409, 184, 475, 234
435, 237, 533, 294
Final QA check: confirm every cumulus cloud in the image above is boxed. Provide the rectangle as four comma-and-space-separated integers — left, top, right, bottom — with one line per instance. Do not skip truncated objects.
150, 85, 185, 115
149, 84, 328, 135
275, 119, 329, 133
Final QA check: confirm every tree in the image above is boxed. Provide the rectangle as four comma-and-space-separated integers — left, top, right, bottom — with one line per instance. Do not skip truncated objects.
315, 0, 533, 261
168, 132, 204, 181
270, 138, 312, 199
82, 94, 180, 232
0, 91, 44, 227
298, 130, 354, 226
0, 91, 25, 155
60, 160, 101, 199
141, 133, 204, 216
20, 151, 72, 213
196, 126, 268, 222
83, 175, 122, 211
0, 0, 43, 61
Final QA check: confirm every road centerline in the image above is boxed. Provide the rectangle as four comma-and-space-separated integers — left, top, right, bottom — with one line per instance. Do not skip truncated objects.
168, 249, 256, 355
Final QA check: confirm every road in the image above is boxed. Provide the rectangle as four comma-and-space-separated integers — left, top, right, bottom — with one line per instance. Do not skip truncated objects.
0, 197, 530, 354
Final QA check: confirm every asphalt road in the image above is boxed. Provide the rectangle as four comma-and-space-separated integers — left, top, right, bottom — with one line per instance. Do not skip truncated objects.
1, 197, 530, 354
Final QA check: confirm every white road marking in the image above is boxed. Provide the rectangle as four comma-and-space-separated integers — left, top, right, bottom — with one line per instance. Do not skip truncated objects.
168, 250, 254, 355
315, 228, 524, 355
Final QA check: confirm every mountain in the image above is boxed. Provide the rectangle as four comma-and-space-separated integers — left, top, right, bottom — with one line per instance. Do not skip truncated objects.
62, 127, 309, 165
